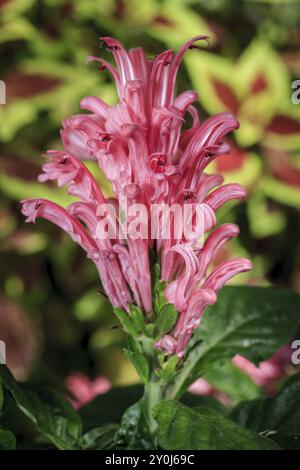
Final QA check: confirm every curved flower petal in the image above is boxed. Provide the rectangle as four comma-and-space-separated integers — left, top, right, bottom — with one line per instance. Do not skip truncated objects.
39, 150, 106, 205
204, 183, 247, 211
21, 199, 97, 255
203, 258, 253, 292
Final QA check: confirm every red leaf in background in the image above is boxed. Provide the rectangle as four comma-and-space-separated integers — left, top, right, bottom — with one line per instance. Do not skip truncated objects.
3, 155, 40, 180
216, 143, 246, 172
250, 73, 268, 95
5, 71, 62, 99
266, 114, 300, 135
151, 15, 175, 27
265, 147, 300, 187
282, 52, 300, 73
114, 0, 126, 19
0, 0, 11, 7
212, 77, 240, 114
272, 164, 300, 187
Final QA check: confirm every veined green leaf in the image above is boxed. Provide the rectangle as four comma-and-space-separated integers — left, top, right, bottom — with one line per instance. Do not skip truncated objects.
0, 365, 82, 450
124, 350, 150, 384
113, 308, 138, 336
78, 424, 118, 450
230, 373, 300, 446
153, 400, 279, 450
129, 305, 147, 335
0, 429, 16, 450
155, 304, 178, 339
169, 286, 300, 397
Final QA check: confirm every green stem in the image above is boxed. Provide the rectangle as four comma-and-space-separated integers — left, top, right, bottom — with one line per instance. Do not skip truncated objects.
140, 337, 163, 439
143, 379, 162, 437
166, 348, 202, 399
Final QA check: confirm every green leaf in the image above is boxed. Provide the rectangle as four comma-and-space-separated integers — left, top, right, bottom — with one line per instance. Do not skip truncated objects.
1, 0, 36, 18
169, 286, 300, 398
153, 400, 279, 450
181, 393, 227, 416
270, 433, 300, 450
129, 305, 147, 335
155, 304, 178, 339
185, 50, 241, 116
230, 373, 300, 449
185, 39, 289, 147
154, 287, 168, 315
0, 174, 72, 206
159, 355, 179, 383
210, 151, 262, 192
247, 190, 287, 238
203, 359, 262, 402
113, 308, 138, 336
124, 350, 150, 384
78, 424, 118, 450
27, 388, 82, 449
145, 324, 155, 337
170, 286, 300, 397
146, 1, 215, 49
115, 400, 154, 450
0, 17, 37, 45
194, 286, 300, 366
0, 429, 16, 450
0, 365, 82, 450
152, 262, 161, 288
127, 335, 143, 355
260, 176, 300, 210
152, 268, 168, 316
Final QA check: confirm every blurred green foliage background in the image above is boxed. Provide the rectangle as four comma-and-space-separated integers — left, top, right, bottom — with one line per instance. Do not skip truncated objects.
1, 0, 300, 429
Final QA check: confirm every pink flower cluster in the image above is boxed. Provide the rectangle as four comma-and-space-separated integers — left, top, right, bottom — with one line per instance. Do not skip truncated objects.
65, 372, 111, 409
233, 345, 292, 395
21, 36, 252, 357
189, 345, 292, 402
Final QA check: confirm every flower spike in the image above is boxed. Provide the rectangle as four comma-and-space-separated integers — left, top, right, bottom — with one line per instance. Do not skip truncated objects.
21, 36, 251, 357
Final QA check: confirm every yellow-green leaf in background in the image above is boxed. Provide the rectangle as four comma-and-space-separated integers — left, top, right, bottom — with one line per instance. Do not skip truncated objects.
247, 191, 287, 238
260, 176, 300, 210
146, 0, 216, 49
185, 38, 290, 148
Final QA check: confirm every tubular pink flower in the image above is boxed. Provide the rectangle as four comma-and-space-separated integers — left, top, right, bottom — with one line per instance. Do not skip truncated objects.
179, 105, 200, 150
232, 345, 292, 395
95, 140, 132, 197
203, 258, 252, 292
155, 335, 178, 356
66, 373, 111, 410
39, 150, 106, 205
21, 199, 97, 255
204, 183, 247, 211
80, 96, 109, 117
174, 288, 217, 357
164, 244, 200, 312
197, 223, 240, 278
61, 114, 107, 161
21, 36, 252, 354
